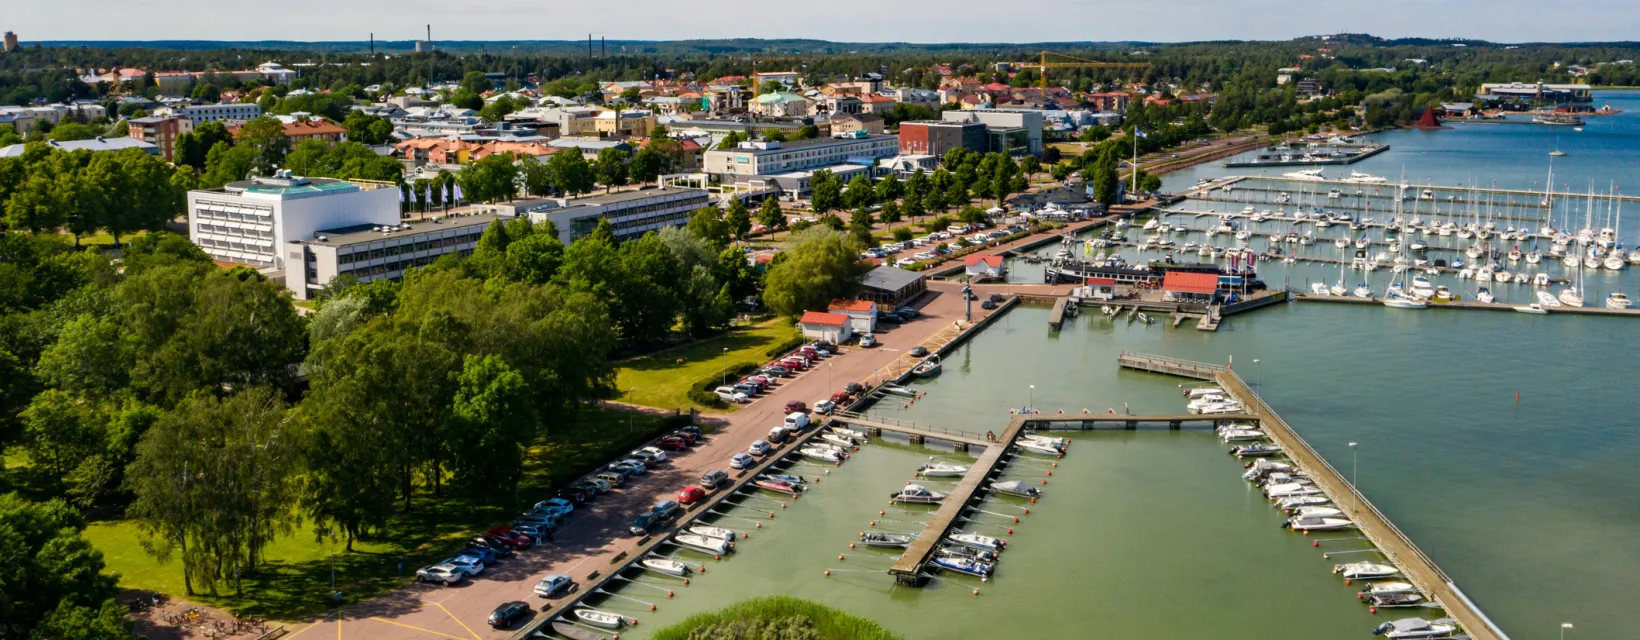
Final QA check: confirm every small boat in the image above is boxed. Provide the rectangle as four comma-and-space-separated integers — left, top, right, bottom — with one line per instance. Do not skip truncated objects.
1373, 617, 1460, 639
1020, 433, 1068, 450
763, 474, 808, 486
754, 477, 803, 495
1535, 291, 1562, 307
1265, 483, 1322, 499
1359, 581, 1418, 597
1381, 294, 1428, 309
1290, 506, 1345, 519
858, 532, 914, 548
1475, 287, 1494, 304
1241, 459, 1293, 481
912, 355, 943, 377
687, 525, 738, 542
1136, 312, 1154, 325
1275, 495, 1332, 510
1513, 304, 1549, 315
673, 533, 732, 555
881, 385, 918, 397
640, 557, 691, 576
1230, 443, 1281, 458
1182, 387, 1225, 399
553, 621, 614, 640
1334, 562, 1400, 580
990, 479, 1043, 499
931, 555, 994, 577
1283, 516, 1355, 531
889, 484, 946, 504
1607, 292, 1633, 309
946, 532, 1006, 553
798, 447, 842, 463
1016, 440, 1063, 456
1353, 284, 1373, 298
828, 427, 868, 442
1220, 428, 1265, 442
819, 433, 857, 448
936, 544, 998, 563
573, 608, 627, 629
1367, 592, 1428, 608
917, 462, 969, 478
1549, 150, 1568, 157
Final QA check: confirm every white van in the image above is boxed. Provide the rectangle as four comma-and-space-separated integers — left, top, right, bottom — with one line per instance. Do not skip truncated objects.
783, 412, 811, 431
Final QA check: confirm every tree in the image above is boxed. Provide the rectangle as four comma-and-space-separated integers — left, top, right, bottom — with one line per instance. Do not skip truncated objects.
456, 153, 520, 203
891, 226, 914, 243
686, 206, 730, 248
1090, 144, 1122, 205
520, 156, 554, 196
715, 131, 746, 151
0, 494, 121, 638
234, 116, 291, 175
874, 175, 904, 203
1041, 146, 1062, 165
795, 124, 818, 139
757, 197, 786, 231
461, 71, 493, 95
1079, 125, 1111, 143
548, 148, 595, 195
444, 355, 536, 500
848, 207, 875, 248
761, 226, 869, 317
809, 169, 842, 214
628, 146, 661, 185
843, 175, 876, 210
342, 111, 394, 145
724, 198, 752, 241
200, 141, 258, 189
29, 599, 136, 640
878, 201, 902, 224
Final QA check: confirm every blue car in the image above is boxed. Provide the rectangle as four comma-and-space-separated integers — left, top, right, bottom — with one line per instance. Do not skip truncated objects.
457, 546, 494, 566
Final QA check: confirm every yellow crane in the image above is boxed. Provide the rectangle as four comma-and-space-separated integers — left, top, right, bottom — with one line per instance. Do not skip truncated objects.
1032, 51, 1149, 90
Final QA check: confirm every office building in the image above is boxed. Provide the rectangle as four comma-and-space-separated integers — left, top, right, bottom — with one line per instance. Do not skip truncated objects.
897, 120, 987, 157
499, 187, 712, 245
179, 103, 262, 125
186, 172, 400, 271
941, 109, 1045, 155
288, 213, 497, 300
128, 115, 191, 161
701, 133, 897, 176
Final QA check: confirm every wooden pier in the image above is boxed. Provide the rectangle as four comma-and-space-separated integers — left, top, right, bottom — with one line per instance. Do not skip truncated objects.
1295, 292, 1640, 317
833, 412, 991, 448
887, 414, 1028, 585
1048, 298, 1069, 330
1111, 352, 1508, 640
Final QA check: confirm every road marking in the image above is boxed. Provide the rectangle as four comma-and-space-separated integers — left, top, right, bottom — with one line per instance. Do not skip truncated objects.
367, 616, 469, 640
337, 608, 343, 640
280, 620, 322, 639
433, 602, 483, 640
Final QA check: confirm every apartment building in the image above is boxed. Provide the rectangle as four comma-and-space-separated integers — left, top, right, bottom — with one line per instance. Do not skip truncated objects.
179, 103, 262, 125
128, 115, 192, 161
289, 212, 497, 300
701, 133, 898, 176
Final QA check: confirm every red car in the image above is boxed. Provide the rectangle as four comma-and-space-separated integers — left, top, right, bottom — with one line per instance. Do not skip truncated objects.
677, 486, 707, 505
784, 400, 809, 414
830, 391, 852, 404
485, 527, 533, 550
669, 430, 698, 445
656, 436, 689, 450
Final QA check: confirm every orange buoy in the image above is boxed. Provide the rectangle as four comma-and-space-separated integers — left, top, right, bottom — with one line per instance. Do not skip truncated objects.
879, 510, 885, 516
700, 566, 706, 573
649, 604, 656, 611
860, 531, 865, 537
1041, 479, 1048, 485
667, 591, 674, 598
1313, 541, 1320, 547
781, 503, 787, 509
1013, 517, 1020, 523
1007, 528, 1014, 535
824, 570, 831, 576
1046, 470, 1052, 476
850, 543, 856, 549
755, 523, 761, 529
715, 554, 722, 560
768, 512, 775, 518
1344, 579, 1353, 585
742, 532, 749, 539
1369, 608, 1377, 614
838, 554, 845, 561
972, 589, 980, 596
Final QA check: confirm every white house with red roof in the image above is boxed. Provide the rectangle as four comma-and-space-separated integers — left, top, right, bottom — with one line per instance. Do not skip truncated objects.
1161, 271, 1220, 303
826, 299, 879, 333
963, 254, 1007, 280
798, 311, 853, 343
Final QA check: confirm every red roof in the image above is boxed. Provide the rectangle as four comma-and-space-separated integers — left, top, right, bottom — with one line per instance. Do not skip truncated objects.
828, 299, 876, 313
1161, 271, 1219, 294
963, 255, 1004, 268
799, 311, 850, 326
1086, 277, 1116, 285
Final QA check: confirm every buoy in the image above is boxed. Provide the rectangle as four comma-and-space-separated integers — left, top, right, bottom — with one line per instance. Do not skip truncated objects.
870, 520, 877, 526
1029, 498, 1036, 504
715, 554, 722, 560
824, 570, 831, 577
879, 510, 885, 516
684, 578, 691, 585
1023, 507, 1030, 514
1313, 541, 1320, 547
1013, 517, 1020, 523
742, 532, 749, 539
1303, 530, 1310, 536
1344, 579, 1353, 585
1051, 462, 1057, 468
700, 566, 706, 573
755, 523, 761, 529
667, 591, 674, 598
906, 481, 912, 485
1056, 453, 1063, 459
1369, 607, 1377, 614
649, 604, 656, 611
1007, 528, 1014, 535
815, 477, 822, 482
1046, 470, 1052, 476
1041, 479, 1048, 485
850, 543, 856, 549
781, 503, 787, 509
768, 512, 775, 518
972, 589, 980, 596
838, 554, 845, 561
860, 531, 865, 537
1356, 593, 1363, 600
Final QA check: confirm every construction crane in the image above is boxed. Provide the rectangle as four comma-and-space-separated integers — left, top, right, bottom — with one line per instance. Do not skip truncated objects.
1032, 51, 1149, 89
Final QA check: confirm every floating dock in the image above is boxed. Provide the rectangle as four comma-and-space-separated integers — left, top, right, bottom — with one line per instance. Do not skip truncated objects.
885, 415, 1026, 585
1223, 143, 1390, 168
1116, 352, 1510, 640
1294, 293, 1640, 317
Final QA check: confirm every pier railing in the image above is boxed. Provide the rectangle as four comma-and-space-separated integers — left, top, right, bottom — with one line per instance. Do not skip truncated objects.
833, 411, 990, 443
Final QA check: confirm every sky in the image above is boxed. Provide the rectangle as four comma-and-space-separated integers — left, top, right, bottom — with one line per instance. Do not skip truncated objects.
10, 0, 1640, 44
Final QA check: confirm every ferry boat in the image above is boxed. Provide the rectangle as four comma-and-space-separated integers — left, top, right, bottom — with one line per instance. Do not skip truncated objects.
1532, 112, 1585, 126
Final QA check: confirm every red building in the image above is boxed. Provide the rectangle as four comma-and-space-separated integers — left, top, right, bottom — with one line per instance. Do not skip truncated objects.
127, 115, 191, 161
897, 120, 986, 156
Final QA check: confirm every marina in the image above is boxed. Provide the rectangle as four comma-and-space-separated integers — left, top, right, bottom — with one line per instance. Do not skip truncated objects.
1222, 140, 1391, 167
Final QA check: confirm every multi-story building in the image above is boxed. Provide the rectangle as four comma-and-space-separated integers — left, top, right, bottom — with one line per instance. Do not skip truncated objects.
2, 31, 17, 53
179, 103, 262, 125
829, 113, 884, 137
227, 118, 346, 147
186, 172, 399, 273
941, 109, 1044, 155
289, 212, 497, 300
128, 115, 191, 161
1476, 82, 1593, 105
503, 187, 712, 244
595, 110, 657, 138
751, 92, 812, 118
702, 133, 898, 176
0, 136, 159, 158
897, 120, 987, 157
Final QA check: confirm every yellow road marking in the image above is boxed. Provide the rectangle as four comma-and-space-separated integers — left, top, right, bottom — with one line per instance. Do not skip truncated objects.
433, 602, 483, 640
366, 617, 469, 640
280, 620, 323, 639
336, 608, 342, 640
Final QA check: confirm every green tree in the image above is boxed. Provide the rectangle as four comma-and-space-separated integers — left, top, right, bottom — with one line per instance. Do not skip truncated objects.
891, 226, 914, 243
878, 201, 902, 224
456, 152, 521, 203
29, 599, 136, 640
444, 355, 536, 500
715, 131, 746, 151
594, 147, 629, 192
874, 175, 904, 203
200, 141, 258, 189
809, 169, 842, 214
233, 116, 291, 175
0, 494, 121, 638
520, 156, 554, 196
757, 196, 786, 231
686, 205, 730, 248
342, 111, 394, 145
849, 207, 875, 248
761, 226, 869, 317
628, 146, 661, 185
843, 175, 876, 210
548, 148, 595, 195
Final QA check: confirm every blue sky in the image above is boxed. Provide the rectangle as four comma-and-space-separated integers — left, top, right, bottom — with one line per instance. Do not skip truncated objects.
11, 0, 1640, 44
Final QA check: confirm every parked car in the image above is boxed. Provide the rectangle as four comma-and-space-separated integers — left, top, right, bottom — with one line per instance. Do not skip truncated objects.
895, 258, 917, 267
738, 377, 768, 392
784, 400, 808, 414
630, 447, 667, 464
629, 511, 663, 536
732, 382, 761, 397
784, 412, 811, 431
745, 375, 775, 387
651, 499, 681, 520
677, 486, 707, 505
814, 399, 837, 414
656, 436, 689, 451
699, 470, 729, 489
767, 425, 792, 443
417, 564, 466, 586
859, 334, 877, 348
811, 341, 837, 352
673, 427, 702, 443
748, 440, 771, 456
909, 345, 929, 357
582, 478, 612, 494
457, 546, 495, 566
981, 300, 997, 310
829, 391, 852, 405
594, 471, 626, 487
444, 555, 485, 576
514, 510, 559, 530
485, 527, 532, 550
612, 459, 646, 475
715, 386, 749, 404
762, 365, 791, 377
489, 601, 531, 629
914, 251, 936, 260
534, 498, 575, 517
798, 346, 821, 360
509, 523, 549, 543
897, 307, 921, 320
557, 485, 589, 504
470, 536, 512, 558
730, 453, 755, 469
845, 382, 865, 395
533, 574, 573, 598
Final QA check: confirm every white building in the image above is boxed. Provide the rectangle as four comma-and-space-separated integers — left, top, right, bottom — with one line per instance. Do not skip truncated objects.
504, 187, 712, 244
702, 133, 898, 177
288, 212, 498, 300
186, 172, 400, 271
798, 311, 853, 344
179, 103, 263, 125
826, 299, 877, 333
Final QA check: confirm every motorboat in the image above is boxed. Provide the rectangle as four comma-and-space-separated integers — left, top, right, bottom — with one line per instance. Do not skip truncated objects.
1607, 292, 1633, 309
762, 474, 808, 486
936, 544, 998, 563
858, 532, 914, 548
1512, 272, 1530, 285
1558, 288, 1584, 307
1372, 617, 1459, 639
1183, 387, 1226, 399
1367, 592, 1428, 608
1359, 581, 1418, 597
917, 462, 969, 478
1291, 506, 1345, 519
1219, 428, 1265, 442
1513, 304, 1549, 315
798, 447, 842, 463
1536, 291, 1562, 307
819, 433, 857, 449
640, 557, 692, 576
1334, 562, 1400, 580
1283, 516, 1354, 531
1020, 433, 1068, 450
1230, 443, 1282, 458
1265, 483, 1323, 499
1241, 459, 1294, 481
1016, 440, 1064, 456
828, 427, 868, 442
1475, 287, 1494, 304
1276, 495, 1332, 510
1136, 312, 1155, 325
573, 608, 627, 629
1194, 402, 1246, 415
946, 532, 1006, 553
1431, 286, 1453, 302
930, 555, 994, 577
990, 480, 1042, 499
881, 385, 918, 397
687, 525, 738, 542
753, 477, 803, 495
552, 621, 613, 640
1310, 282, 1331, 296
889, 484, 947, 504
912, 355, 943, 377
673, 533, 732, 555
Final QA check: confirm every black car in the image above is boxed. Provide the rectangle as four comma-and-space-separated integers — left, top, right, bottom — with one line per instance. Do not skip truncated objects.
844, 382, 865, 395
558, 486, 588, 504
909, 346, 929, 357
676, 425, 703, 439
488, 601, 531, 629
812, 341, 837, 351
989, 293, 1005, 303
470, 536, 513, 558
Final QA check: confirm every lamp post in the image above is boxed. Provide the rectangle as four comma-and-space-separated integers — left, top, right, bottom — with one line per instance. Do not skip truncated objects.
1348, 441, 1359, 514
1561, 622, 1574, 640
1253, 358, 1262, 390
721, 347, 729, 387
1028, 384, 1035, 410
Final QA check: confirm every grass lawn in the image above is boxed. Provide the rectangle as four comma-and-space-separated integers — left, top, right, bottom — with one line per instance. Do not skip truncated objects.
614, 320, 800, 412
82, 405, 677, 621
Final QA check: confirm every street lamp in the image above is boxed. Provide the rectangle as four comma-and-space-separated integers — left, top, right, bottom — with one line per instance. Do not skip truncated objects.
1253, 358, 1262, 390
1028, 384, 1035, 410
721, 347, 730, 387
1561, 622, 1574, 640
1348, 441, 1359, 514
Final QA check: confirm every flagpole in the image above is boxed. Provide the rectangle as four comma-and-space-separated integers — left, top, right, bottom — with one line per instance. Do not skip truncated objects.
1131, 128, 1139, 199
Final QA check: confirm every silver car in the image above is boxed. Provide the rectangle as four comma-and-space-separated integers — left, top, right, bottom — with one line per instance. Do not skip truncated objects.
417, 563, 466, 586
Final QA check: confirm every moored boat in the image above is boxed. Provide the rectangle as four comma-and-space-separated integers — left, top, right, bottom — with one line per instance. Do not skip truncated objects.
990, 479, 1042, 499
946, 532, 1006, 553
640, 557, 691, 576
889, 484, 946, 504
1015, 440, 1063, 456
798, 447, 842, 463
1230, 443, 1282, 458
572, 608, 627, 629
1334, 562, 1400, 580
1372, 617, 1459, 638
1283, 515, 1355, 531
687, 525, 737, 542
931, 555, 994, 577
912, 355, 943, 377
673, 533, 732, 555
754, 477, 804, 495
1366, 592, 1428, 608
917, 462, 969, 477
858, 532, 914, 548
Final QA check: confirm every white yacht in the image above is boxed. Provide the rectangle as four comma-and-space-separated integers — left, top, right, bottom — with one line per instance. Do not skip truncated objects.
1475, 287, 1494, 304
1607, 292, 1633, 309
917, 462, 969, 478
1284, 516, 1354, 532
1536, 290, 1563, 307
1373, 618, 1460, 639
1333, 562, 1400, 580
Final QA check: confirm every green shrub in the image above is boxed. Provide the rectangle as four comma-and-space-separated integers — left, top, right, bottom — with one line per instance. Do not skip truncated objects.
686, 361, 763, 407
650, 596, 903, 640
763, 335, 806, 358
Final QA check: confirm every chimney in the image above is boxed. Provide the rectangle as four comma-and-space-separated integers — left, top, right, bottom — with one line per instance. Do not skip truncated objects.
601, 37, 606, 58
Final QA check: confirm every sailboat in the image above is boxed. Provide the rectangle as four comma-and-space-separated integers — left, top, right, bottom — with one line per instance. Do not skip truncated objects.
1382, 186, 1428, 310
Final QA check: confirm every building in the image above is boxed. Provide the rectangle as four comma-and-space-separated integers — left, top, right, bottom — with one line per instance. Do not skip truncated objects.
186, 172, 400, 273
1476, 82, 1593, 105
898, 120, 985, 157
859, 265, 926, 307
179, 103, 262, 125
229, 118, 347, 146
702, 134, 898, 177
825, 95, 862, 115
826, 299, 878, 333
963, 254, 1006, 280
941, 109, 1045, 155
798, 311, 853, 344
414, 40, 433, 53
0, 137, 158, 158
514, 187, 712, 244
128, 116, 191, 161
751, 92, 813, 118
3, 32, 17, 53
547, 137, 633, 161
594, 109, 657, 138
753, 71, 801, 90
288, 212, 497, 300
829, 113, 884, 137
1160, 271, 1220, 304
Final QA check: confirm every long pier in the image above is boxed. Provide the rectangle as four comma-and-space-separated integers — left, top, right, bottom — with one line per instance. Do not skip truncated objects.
1112, 352, 1507, 640
886, 415, 1027, 585
1295, 292, 1640, 317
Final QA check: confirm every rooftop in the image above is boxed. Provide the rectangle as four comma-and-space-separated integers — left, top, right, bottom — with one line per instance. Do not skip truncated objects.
301, 212, 504, 247
219, 174, 364, 198
1161, 271, 1220, 294
0, 137, 158, 157
563, 186, 706, 207
799, 311, 850, 326
861, 264, 925, 292
827, 299, 876, 313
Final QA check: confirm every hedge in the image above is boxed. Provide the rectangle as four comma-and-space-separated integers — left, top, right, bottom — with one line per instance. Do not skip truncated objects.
764, 335, 807, 358
648, 596, 904, 640
686, 361, 764, 408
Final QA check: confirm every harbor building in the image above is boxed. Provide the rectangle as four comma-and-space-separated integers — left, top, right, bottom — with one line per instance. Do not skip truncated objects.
860, 265, 927, 307
186, 172, 400, 272
798, 310, 853, 343
1475, 82, 1593, 106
